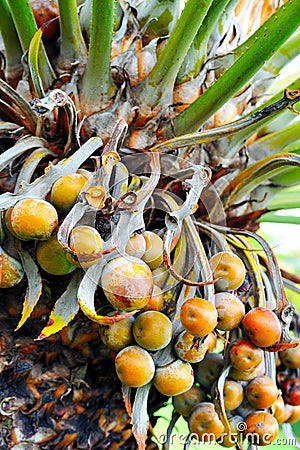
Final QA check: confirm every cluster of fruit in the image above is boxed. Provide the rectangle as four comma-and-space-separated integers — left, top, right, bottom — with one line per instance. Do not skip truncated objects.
98, 247, 300, 446
1, 140, 299, 448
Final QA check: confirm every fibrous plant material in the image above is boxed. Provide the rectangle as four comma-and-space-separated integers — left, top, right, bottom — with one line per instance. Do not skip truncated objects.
0, 1, 300, 449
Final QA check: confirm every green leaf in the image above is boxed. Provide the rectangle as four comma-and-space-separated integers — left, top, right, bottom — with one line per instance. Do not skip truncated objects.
176, 0, 233, 84
219, 153, 300, 210
259, 211, 300, 225
6, 0, 55, 90
248, 120, 300, 159
28, 28, 45, 98
152, 90, 300, 154
267, 185, 300, 211
171, 0, 300, 136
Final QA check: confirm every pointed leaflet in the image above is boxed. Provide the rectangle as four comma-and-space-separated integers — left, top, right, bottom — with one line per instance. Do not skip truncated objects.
37, 270, 83, 339
15, 240, 42, 330
212, 364, 232, 439
121, 384, 132, 418
28, 28, 45, 98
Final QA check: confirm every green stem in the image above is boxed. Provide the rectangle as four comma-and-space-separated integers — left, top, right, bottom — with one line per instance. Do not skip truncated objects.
6, 0, 55, 90
57, 0, 87, 72
216, 76, 300, 159
171, 0, 300, 136
0, 0, 23, 85
135, 0, 214, 109
176, 0, 234, 84
80, 0, 115, 115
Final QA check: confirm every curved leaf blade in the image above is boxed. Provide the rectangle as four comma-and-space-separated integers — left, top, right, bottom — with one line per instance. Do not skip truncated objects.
219, 153, 300, 210
37, 270, 83, 339
15, 241, 42, 330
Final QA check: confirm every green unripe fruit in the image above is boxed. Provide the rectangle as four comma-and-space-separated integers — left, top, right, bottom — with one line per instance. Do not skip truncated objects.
36, 235, 76, 275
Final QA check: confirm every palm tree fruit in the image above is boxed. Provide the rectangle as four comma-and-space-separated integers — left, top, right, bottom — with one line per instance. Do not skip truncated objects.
209, 252, 246, 291
7, 199, 58, 241
101, 256, 154, 311
0, 247, 24, 288
36, 235, 76, 275
50, 173, 88, 211
153, 359, 194, 396
133, 310, 172, 350
0, 0, 299, 448
115, 345, 155, 387
68, 225, 103, 268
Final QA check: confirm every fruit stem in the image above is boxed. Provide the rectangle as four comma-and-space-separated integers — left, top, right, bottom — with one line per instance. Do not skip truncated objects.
135, 0, 214, 111
5, 0, 55, 91
0, 0, 23, 86
170, 0, 300, 136
176, 0, 234, 84
79, 0, 115, 115
57, 0, 87, 73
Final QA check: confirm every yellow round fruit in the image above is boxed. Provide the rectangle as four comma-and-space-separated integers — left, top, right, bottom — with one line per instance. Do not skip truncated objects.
133, 310, 172, 351
50, 173, 88, 211
188, 402, 225, 441
215, 292, 245, 331
101, 256, 154, 311
174, 331, 209, 363
209, 251, 246, 291
69, 225, 103, 267
100, 316, 135, 352
153, 359, 194, 396
244, 411, 278, 446
142, 284, 164, 311
8, 198, 58, 241
0, 247, 24, 288
115, 345, 155, 387
173, 385, 205, 416
180, 297, 218, 337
